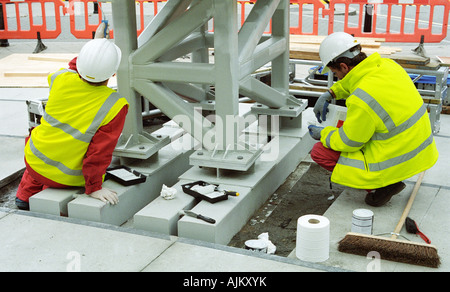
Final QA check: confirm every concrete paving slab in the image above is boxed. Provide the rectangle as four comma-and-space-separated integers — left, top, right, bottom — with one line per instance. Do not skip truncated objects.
142, 239, 324, 272
0, 88, 50, 101
289, 178, 448, 271
421, 131, 450, 188
287, 115, 450, 271
403, 114, 450, 188
0, 210, 174, 272
0, 101, 28, 137
0, 136, 25, 187
0, 208, 331, 272
0, 88, 51, 187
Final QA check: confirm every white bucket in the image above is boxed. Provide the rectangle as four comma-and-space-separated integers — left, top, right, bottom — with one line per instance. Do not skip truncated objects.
351, 209, 374, 235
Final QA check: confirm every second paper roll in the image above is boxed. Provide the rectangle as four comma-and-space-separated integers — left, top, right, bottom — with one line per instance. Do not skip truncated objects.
296, 214, 330, 262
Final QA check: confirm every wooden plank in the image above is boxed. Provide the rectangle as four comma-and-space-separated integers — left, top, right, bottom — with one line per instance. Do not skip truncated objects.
0, 53, 76, 87
436, 56, 450, 67
4, 71, 50, 77
28, 55, 73, 63
441, 105, 450, 114
289, 43, 401, 61
423, 98, 442, 105
390, 54, 430, 65
290, 84, 328, 93
290, 35, 386, 46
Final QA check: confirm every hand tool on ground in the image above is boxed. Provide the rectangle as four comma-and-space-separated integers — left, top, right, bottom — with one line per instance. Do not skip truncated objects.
180, 210, 216, 224
214, 186, 239, 197
338, 171, 440, 268
405, 217, 431, 244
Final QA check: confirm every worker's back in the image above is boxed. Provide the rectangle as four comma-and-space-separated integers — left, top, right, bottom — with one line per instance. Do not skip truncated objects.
323, 52, 439, 189
24, 69, 127, 186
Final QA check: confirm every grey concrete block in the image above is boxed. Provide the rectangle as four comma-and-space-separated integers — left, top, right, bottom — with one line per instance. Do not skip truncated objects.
177, 129, 315, 244
133, 180, 197, 235
177, 184, 251, 244
67, 141, 193, 226
29, 187, 80, 216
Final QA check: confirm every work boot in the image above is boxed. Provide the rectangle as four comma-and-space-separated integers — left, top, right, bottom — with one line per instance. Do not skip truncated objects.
365, 181, 406, 207
15, 197, 30, 211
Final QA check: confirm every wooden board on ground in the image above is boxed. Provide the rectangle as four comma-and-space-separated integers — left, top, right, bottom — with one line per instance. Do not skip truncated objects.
437, 56, 450, 67
0, 53, 76, 87
0, 53, 117, 88
289, 42, 402, 61
290, 34, 386, 48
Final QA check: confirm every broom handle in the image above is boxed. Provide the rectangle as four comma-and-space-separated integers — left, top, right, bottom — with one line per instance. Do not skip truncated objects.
391, 171, 425, 239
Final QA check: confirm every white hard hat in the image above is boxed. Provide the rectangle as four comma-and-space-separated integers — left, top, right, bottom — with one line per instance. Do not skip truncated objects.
77, 39, 122, 83
319, 32, 360, 74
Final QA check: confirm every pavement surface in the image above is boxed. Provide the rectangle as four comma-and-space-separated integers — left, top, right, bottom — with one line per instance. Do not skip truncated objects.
1, 3, 450, 275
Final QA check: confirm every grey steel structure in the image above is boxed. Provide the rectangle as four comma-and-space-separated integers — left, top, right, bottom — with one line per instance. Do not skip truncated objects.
105, 0, 306, 170
28, 0, 315, 243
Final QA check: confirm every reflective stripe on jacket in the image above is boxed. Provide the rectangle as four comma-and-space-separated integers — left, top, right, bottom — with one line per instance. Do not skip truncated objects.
321, 53, 438, 189
24, 69, 129, 186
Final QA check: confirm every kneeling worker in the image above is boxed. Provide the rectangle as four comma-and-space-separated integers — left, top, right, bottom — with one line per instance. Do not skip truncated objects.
308, 32, 438, 207
15, 38, 129, 210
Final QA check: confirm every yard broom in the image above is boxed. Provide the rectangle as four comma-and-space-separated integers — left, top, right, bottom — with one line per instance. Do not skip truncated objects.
338, 171, 441, 268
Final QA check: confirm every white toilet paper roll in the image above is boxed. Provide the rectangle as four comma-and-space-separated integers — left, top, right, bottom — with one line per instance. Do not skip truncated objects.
296, 214, 330, 263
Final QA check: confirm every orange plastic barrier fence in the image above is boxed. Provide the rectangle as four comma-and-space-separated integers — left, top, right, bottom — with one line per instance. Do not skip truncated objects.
1, 0, 449, 43
0, 0, 65, 39
289, 0, 329, 35
67, 0, 167, 39
324, 0, 450, 43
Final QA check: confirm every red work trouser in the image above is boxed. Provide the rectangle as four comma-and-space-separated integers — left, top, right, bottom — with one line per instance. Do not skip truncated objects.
310, 142, 341, 172
310, 142, 373, 192
16, 165, 69, 202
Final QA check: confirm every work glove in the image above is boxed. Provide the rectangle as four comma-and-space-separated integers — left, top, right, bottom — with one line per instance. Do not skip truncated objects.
88, 187, 119, 205
308, 125, 324, 141
94, 20, 110, 39
313, 91, 332, 123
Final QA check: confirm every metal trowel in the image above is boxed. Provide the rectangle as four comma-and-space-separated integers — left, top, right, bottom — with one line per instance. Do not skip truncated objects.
179, 210, 216, 224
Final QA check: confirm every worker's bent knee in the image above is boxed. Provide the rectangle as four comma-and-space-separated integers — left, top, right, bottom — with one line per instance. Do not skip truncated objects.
310, 142, 340, 172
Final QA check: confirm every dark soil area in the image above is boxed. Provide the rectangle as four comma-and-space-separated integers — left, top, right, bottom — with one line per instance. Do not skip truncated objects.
0, 171, 22, 209
228, 162, 346, 257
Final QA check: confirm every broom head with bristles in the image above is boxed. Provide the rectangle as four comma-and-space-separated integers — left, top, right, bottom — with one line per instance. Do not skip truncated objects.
338, 232, 440, 268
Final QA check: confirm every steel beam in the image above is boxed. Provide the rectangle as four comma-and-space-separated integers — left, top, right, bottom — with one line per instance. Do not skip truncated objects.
108, 0, 169, 159
107, 0, 300, 168
132, 0, 213, 64
212, 0, 239, 150
238, 0, 281, 63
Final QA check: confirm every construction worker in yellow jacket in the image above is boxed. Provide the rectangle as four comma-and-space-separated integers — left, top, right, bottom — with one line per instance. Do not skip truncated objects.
308, 32, 438, 207
15, 39, 129, 210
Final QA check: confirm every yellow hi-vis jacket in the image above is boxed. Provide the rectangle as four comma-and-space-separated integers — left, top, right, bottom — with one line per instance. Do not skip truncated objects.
24, 68, 129, 186
322, 53, 438, 189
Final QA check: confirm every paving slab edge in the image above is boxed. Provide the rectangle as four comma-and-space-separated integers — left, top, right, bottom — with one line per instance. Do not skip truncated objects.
0, 206, 350, 272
